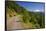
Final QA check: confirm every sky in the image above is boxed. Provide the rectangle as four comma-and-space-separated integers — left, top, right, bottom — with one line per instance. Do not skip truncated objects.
16, 1, 45, 12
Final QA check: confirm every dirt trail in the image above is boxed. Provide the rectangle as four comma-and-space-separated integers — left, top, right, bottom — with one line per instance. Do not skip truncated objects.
7, 15, 24, 30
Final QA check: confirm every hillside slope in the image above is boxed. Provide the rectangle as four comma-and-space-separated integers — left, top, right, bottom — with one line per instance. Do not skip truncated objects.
6, 1, 45, 29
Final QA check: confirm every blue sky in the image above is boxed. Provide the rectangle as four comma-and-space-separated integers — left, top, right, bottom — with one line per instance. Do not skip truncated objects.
16, 1, 45, 12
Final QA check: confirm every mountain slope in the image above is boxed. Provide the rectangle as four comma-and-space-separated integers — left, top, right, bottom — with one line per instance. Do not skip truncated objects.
6, 1, 45, 29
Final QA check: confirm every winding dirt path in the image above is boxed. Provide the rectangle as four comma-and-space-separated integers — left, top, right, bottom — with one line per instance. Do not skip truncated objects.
7, 15, 24, 30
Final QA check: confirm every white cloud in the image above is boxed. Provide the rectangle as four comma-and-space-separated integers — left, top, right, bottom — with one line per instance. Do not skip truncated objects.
33, 10, 41, 12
